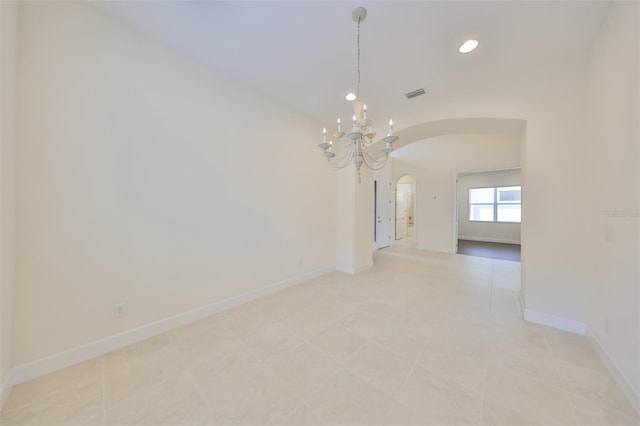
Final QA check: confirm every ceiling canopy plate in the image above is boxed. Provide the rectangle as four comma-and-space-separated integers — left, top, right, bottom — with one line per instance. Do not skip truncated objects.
352, 7, 367, 23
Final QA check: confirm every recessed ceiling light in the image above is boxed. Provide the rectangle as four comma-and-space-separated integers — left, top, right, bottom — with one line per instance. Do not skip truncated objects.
458, 39, 479, 54
345, 93, 357, 101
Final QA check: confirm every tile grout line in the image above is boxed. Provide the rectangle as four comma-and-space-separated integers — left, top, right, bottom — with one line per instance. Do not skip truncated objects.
488, 259, 496, 317
341, 337, 410, 400
542, 327, 581, 424
478, 341, 488, 426
264, 343, 341, 422
478, 258, 496, 425
541, 328, 572, 393
565, 390, 580, 426
290, 313, 413, 422
167, 335, 223, 422
391, 336, 430, 410
282, 401, 324, 425
100, 356, 106, 426
341, 335, 419, 423
369, 333, 425, 365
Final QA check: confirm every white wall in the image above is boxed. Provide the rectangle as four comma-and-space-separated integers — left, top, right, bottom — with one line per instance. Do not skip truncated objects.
386, 50, 593, 325
586, 0, 639, 405
392, 134, 521, 253
0, 0, 17, 402
335, 167, 374, 274
457, 169, 521, 244
387, 4, 637, 408
13, 1, 336, 365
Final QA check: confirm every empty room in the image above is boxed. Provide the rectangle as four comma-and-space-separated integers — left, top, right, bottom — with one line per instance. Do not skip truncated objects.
0, 1, 638, 425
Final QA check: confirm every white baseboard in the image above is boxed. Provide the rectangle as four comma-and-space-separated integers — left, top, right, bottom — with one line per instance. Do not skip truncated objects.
518, 295, 525, 318
335, 264, 352, 274
586, 327, 640, 416
336, 261, 373, 275
416, 243, 453, 254
7, 265, 334, 390
523, 308, 586, 335
354, 261, 373, 273
458, 236, 521, 245
1, 370, 13, 409
504, 305, 638, 416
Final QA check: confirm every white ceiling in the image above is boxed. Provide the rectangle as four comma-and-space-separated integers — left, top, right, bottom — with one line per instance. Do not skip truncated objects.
89, 1, 611, 129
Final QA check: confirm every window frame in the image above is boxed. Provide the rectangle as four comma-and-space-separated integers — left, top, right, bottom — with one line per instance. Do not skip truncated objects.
468, 186, 521, 223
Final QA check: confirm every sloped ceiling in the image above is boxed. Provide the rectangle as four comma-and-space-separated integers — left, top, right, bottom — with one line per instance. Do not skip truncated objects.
88, 1, 611, 129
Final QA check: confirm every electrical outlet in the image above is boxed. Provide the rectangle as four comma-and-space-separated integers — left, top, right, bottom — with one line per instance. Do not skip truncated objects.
113, 303, 127, 319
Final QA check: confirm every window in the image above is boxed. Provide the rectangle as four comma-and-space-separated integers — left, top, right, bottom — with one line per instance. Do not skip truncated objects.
469, 186, 521, 223
468, 187, 494, 222
496, 186, 521, 222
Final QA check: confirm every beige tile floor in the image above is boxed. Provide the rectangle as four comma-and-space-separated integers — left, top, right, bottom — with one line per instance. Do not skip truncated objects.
2, 246, 639, 425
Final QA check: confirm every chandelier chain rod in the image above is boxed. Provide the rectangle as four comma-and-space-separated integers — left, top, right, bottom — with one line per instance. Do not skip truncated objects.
356, 16, 361, 99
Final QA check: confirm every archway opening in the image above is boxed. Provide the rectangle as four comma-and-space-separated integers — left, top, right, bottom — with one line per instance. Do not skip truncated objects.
386, 117, 525, 254
395, 175, 416, 245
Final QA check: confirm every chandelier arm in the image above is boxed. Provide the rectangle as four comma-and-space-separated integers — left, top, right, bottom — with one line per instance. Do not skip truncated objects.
362, 150, 391, 170
362, 148, 388, 163
327, 143, 355, 168
361, 157, 389, 171
339, 138, 351, 148
328, 152, 353, 170
331, 144, 353, 164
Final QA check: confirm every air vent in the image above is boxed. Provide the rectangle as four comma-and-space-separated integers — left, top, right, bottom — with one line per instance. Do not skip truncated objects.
405, 88, 426, 99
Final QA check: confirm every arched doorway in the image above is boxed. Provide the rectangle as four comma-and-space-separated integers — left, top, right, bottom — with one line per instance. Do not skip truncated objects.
395, 175, 416, 243
385, 117, 525, 253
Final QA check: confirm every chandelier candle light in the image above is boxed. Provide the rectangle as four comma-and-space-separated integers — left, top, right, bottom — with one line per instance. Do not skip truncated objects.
318, 6, 399, 182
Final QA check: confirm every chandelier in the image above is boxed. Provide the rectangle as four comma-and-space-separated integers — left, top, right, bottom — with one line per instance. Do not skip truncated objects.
318, 7, 399, 182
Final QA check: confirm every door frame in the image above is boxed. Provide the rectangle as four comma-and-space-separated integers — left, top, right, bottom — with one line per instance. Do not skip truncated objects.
373, 176, 393, 250
394, 175, 417, 242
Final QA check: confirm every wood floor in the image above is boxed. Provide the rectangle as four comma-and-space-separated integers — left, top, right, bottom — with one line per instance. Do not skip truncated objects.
457, 239, 521, 262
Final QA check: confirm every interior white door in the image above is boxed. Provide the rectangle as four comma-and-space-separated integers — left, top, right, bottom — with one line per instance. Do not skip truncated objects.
395, 183, 411, 239
374, 177, 393, 249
